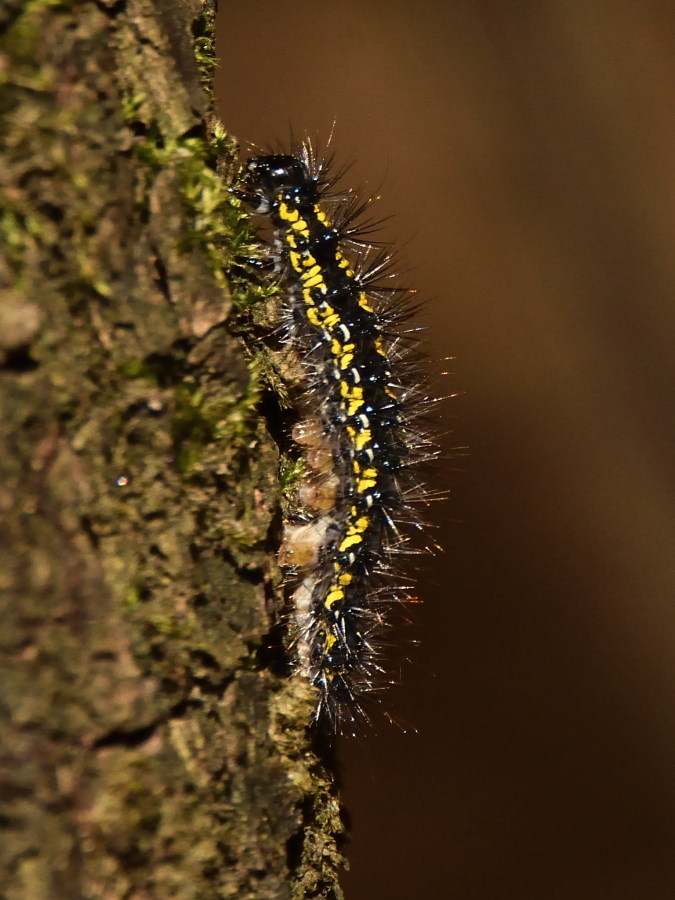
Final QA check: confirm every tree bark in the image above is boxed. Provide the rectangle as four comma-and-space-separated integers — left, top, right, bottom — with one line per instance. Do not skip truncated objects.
0, 2, 343, 898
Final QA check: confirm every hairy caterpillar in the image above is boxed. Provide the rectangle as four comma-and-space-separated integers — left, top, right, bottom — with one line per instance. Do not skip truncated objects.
237, 141, 439, 734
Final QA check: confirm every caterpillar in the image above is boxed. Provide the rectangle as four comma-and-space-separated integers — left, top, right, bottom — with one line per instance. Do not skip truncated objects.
236, 141, 438, 734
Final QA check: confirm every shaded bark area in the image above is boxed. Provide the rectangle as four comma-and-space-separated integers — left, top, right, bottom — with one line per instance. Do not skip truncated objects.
0, 2, 343, 898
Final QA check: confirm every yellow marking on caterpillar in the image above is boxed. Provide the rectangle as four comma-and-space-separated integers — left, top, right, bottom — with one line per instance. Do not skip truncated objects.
357, 473, 378, 493
342, 511, 370, 536
340, 381, 365, 416
334, 252, 355, 276
354, 429, 373, 452
338, 512, 370, 551
358, 292, 374, 312
301, 263, 322, 281
353, 514, 370, 532
339, 532, 363, 552
303, 275, 326, 292
325, 587, 344, 608
339, 343, 356, 370
291, 218, 309, 235
279, 203, 299, 223
325, 630, 337, 651
322, 312, 340, 329
340, 381, 363, 398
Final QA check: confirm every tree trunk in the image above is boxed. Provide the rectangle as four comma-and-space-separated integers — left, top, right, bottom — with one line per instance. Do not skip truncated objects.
0, 2, 343, 897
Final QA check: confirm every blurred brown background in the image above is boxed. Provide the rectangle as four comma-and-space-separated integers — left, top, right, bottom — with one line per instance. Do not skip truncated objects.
216, 2, 675, 897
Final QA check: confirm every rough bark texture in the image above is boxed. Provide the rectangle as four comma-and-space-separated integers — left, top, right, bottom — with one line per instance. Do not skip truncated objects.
0, 2, 343, 898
